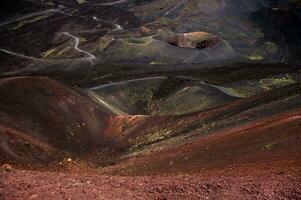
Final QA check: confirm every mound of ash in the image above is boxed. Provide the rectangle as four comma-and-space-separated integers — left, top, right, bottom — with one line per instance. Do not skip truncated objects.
89, 76, 239, 115
168, 32, 219, 49
0, 76, 144, 164
0, 0, 50, 21
0, 74, 240, 165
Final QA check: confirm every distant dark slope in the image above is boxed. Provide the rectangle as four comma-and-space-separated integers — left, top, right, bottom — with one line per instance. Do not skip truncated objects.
252, 6, 301, 64
0, 0, 50, 21
130, 0, 301, 64
0, 0, 300, 72
76, 3, 141, 28
0, 1, 141, 72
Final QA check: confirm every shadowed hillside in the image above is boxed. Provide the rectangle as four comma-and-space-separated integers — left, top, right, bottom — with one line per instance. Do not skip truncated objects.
0, 1, 301, 199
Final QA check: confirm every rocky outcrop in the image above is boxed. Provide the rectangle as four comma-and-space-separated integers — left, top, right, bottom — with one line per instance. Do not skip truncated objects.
168, 32, 219, 49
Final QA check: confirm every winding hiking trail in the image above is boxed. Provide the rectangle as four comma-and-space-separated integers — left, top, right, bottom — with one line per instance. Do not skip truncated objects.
89, 77, 166, 90
92, 16, 123, 30
163, 0, 188, 17
96, 0, 129, 6
90, 76, 238, 98
115, 24, 123, 30
86, 90, 129, 116
62, 32, 96, 64
0, 49, 43, 61
201, 82, 240, 98
0, 33, 97, 65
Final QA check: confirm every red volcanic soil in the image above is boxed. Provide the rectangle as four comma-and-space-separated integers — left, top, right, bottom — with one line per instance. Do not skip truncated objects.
105, 109, 301, 175
0, 161, 300, 200
0, 77, 301, 199
0, 76, 148, 165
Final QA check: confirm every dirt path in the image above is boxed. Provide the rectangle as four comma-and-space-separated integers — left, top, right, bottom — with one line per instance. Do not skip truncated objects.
86, 90, 129, 116
96, 0, 129, 6
0, 164, 300, 200
163, 0, 188, 17
62, 32, 96, 64
92, 16, 123, 30
0, 49, 43, 61
0, 33, 97, 65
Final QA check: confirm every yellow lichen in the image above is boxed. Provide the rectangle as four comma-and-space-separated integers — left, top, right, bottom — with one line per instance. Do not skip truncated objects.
246, 50, 264, 61
13, 15, 48, 30
226, 74, 297, 97
129, 129, 172, 149
260, 74, 296, 91
57, 46, 71, 56
42, 49, 56, 58
76, 0, 86, 4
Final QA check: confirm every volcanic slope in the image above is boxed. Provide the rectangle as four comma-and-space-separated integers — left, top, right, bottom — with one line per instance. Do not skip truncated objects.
0, 76, 300, 199
1, 0, 300, 74
0, 75, 240, 164
0, 76, 150, 165
88, 76, 239, 115
130, 0, 301, 64
0, 75, 300, 171
102, 82, 301, 177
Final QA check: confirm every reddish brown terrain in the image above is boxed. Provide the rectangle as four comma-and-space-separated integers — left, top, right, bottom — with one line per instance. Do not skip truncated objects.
0, 0, 301, 199
0, 71, 301, 199
1, 165, 300, 200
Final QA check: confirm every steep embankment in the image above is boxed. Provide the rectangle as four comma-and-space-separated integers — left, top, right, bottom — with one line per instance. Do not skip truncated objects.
1, 75, 300, 174
0, 75, 240, 165
0, 76, 300, 199
0, 76, 148, 164
102, 82, 301, 175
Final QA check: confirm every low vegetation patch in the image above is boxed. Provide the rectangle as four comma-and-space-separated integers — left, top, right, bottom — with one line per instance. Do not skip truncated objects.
126, 86, 161, 114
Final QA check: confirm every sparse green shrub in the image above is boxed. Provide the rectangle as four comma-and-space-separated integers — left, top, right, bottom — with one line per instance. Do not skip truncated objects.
262, 143, 273, 150
263, 41, 278, 55
255, 28, 264, 38
76, 0, 86, 4
246, 49, 264, 61
260, 74, 296, 91
13, 15, 48, 30
126, 86, 160, 113
129, 129, 172, 149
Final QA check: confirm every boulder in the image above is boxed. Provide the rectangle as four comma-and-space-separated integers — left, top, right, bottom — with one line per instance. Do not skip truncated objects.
168, 32, 219, 49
